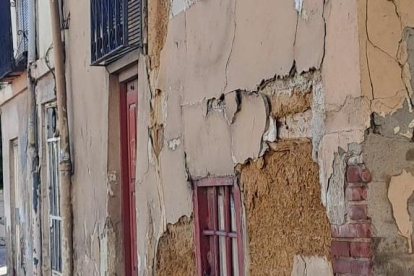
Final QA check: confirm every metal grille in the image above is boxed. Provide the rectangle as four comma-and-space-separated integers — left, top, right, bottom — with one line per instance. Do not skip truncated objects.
46, 106, 62, 274
90, 0, 142, 65
15, 0, 28, 60
0, 0, 16, 80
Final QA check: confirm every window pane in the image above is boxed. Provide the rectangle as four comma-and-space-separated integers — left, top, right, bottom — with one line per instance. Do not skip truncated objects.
232, 238, 239, 275
218, 187, 225, 231
231, 194, 237, 232
219, 236, 227, 276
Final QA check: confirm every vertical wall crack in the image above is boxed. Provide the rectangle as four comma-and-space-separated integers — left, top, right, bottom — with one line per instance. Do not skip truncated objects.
223, 0, 238, 94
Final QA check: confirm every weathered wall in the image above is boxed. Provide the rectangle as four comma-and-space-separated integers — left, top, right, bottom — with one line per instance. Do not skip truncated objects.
142, 0, 336, 274
0, 85, 30, 275
2, 0, 413, 274
355, 0, 414, 275
65, 0, 118, 274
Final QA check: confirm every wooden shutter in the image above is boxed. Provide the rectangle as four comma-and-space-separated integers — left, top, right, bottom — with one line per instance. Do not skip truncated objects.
127, 0, 142, 47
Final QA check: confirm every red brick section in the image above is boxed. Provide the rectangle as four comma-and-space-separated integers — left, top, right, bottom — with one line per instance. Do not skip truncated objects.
331, 164, 373, 276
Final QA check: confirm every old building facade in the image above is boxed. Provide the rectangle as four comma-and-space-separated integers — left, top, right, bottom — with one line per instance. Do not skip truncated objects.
0, 0, 414, 275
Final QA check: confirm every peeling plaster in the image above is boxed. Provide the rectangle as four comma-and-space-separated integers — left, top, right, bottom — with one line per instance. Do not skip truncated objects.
279, 110, 312, 139
294, 0, 303, 13
263, 116, 277, 142
167, 138, 181, 151
326, 149, 347, 225
319, 131, 365, 207
231, 93, 268, 164
170, 0, 196, 18
388, 170, 414, 253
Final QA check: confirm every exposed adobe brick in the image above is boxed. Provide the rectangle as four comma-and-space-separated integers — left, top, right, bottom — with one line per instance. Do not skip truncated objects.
350, 242, 372, 258
347, 166, 372, 183
333, 258, 373, 275
348, 204, 368, 221
346, 186, 367, 201
331, 223, 372, 238
332, 241, 350, 257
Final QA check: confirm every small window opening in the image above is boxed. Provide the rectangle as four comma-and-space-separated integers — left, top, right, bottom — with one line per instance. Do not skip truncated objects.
193, 177, 244, 276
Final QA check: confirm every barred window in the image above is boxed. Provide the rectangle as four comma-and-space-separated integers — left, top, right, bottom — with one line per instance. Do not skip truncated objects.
193, 177, 244, 276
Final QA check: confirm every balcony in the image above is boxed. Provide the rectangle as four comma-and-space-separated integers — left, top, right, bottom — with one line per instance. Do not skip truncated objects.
0, 0, 28, 82
90, 0, 142, 66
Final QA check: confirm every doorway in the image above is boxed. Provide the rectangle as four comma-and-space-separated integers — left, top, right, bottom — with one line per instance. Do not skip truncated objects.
120, 79, 138, 275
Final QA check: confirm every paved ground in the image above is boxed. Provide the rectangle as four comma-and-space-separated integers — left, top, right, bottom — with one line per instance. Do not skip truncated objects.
0, 245, 6, 275
0, 192, 7, 275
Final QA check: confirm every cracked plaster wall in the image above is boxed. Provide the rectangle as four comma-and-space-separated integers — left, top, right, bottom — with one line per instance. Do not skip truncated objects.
2, 0, 409, 274
141, 0, 365, 274
64, 0, 122, 274
354, 0, 414, 274
5, 0, 411, 274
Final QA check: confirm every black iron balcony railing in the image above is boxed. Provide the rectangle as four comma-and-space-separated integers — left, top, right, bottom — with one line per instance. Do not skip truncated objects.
90, 0, 142, 65
0, 0, 28, 82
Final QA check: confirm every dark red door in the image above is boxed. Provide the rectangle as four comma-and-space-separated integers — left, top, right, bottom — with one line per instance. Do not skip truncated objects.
121, 80, 138, 275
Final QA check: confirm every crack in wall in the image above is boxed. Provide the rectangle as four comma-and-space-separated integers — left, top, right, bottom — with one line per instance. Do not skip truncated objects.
223, 0, 237, 94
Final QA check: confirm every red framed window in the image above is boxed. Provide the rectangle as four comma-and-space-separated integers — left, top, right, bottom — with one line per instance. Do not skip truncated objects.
193, 177, 244, 276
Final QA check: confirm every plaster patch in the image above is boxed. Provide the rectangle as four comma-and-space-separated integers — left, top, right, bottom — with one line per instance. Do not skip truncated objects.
319, 131, 365, 206
326, 150, 347, 225
278, 110, 312, 139
231, 93, 268, 164
260, 75, 313, 119
291, 255, 333, 276
311, 74, 325, 160
373, 101, 414, 140
388, 170, 414, 253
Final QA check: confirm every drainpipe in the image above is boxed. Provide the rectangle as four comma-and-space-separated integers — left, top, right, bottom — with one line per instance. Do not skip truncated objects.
27, 0, 42, 274
48, 0, 73, 275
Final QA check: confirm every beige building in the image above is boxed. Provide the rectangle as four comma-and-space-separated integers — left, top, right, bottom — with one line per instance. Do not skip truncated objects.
1, 0, 414, 275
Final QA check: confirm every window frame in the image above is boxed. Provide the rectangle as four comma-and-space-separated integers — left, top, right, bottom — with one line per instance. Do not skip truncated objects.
45, 103, 63, 275
193, 176, 245, 276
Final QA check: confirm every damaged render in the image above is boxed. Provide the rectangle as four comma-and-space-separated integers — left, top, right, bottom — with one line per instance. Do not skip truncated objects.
155, 216, 195, 276
238, 140, 332, 275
